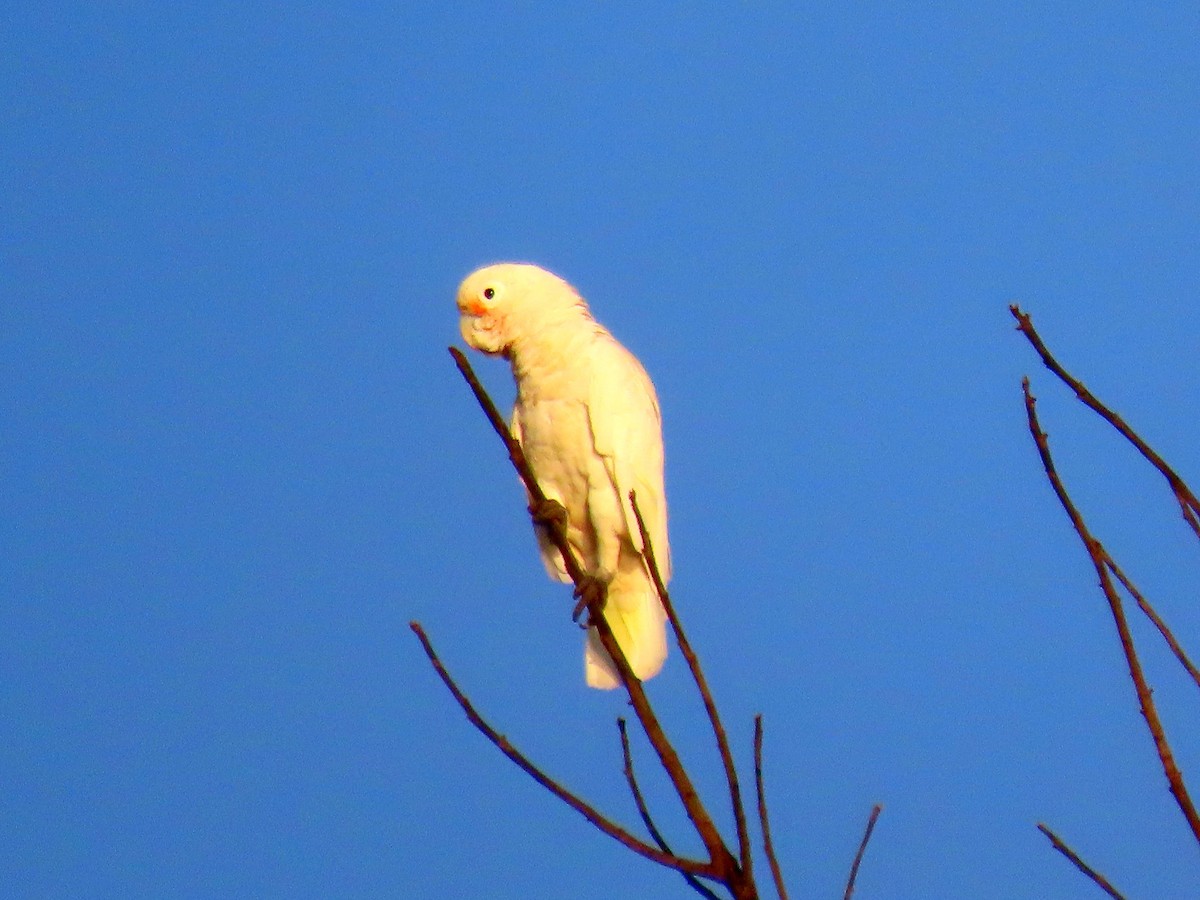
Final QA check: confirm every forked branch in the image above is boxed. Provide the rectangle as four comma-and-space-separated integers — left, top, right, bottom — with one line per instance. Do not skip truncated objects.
1105, 558, 1200, 692
446, 346, 749, 896
1021, 378, 1200, 844
438, 345, 886, 898
409, 621, 715, 877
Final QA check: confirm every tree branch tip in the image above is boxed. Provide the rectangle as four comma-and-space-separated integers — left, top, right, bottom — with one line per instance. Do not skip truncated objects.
843, 803, 884, 900
1036, 822, 1127, 900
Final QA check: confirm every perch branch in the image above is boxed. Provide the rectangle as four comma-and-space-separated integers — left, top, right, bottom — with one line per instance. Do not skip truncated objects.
449, 347, 744, 889
448, 347, 584, 584
753, 715, 789, 900
618, 719, 724, 900
1011, 304, 1200, 544
1022, 378, 1200, 843
409, 621, 714, 877
1036, 823, 1126, 900
843, 804, 883, 900
630, 490, 754, 881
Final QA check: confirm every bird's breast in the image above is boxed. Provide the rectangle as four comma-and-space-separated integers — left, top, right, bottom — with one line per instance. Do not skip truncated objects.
516, 399, 594, 515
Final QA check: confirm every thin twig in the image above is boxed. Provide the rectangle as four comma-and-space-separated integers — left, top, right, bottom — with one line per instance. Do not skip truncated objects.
618, 719, 724, 900
1036, 823, 1126, 900
1011, 304, 1200, 544
630, 489, 754, 882
843, 804, 883, 900
449, 347, 743, 889
1106, 559, 1200, 692
409, 621, 716, 878
753, 716, 788, 900
1022, 378, 1200, 844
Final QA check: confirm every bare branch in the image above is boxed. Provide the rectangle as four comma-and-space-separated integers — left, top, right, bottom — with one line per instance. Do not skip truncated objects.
409, 621, 716, 878
448, 346, 585, 585
1036, 823, 1126, 900
618, 719, 725, 900
449, 347, 743, 887
1011, 305, 1200, 544
630, 489, 754, 880
843, 804, 883, 900
1106, 559, 1200, 692
753, 715, 789, 900
1021, 378, 1200, 844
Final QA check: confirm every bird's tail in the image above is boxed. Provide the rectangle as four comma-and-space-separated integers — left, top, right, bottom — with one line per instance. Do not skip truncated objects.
584, 559, 668, 689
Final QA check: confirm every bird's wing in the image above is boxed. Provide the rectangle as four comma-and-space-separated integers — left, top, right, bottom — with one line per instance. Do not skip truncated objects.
586, 337, 671, 582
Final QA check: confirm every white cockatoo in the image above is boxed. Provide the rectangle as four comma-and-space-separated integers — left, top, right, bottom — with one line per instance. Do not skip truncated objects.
456, 263, 670, 689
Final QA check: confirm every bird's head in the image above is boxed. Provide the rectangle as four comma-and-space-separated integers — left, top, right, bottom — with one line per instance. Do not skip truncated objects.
456, 263, 585, 356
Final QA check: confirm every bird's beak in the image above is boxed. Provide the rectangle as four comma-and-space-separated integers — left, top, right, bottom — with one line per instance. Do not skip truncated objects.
459, 307, 505, 355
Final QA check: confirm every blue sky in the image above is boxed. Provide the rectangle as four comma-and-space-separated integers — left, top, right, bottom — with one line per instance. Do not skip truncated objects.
4, 3, 1200, 898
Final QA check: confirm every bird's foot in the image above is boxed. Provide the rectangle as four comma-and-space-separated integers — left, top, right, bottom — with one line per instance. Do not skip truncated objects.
529, 497, 568, 532
572, 571, 611, 626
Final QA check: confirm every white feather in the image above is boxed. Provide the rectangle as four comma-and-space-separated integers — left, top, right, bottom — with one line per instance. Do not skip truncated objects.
457, 263, 670, 688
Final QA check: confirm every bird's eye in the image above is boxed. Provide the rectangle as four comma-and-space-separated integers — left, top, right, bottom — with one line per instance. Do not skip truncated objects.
483, 287, 495, 300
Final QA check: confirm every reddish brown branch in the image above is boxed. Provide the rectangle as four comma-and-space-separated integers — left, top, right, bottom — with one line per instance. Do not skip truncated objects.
1036, 823, 1126, 900
618, 719, 724, 900
448, 347, 745, 892
449, 346, 585, 585
753, 716, 789, 900
409, 621, 715, 878
1022, 379, 1200, 844
1106, 559, 1200, 692
843, 804, 883, 900
630, 490, 754, 882
1011, 305, 1200, 544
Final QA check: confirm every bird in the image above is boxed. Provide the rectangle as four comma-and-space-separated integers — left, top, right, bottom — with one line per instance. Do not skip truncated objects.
456, 262, 670, 689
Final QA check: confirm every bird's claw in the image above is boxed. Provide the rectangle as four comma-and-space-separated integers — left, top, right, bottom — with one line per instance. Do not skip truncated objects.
529, 497, 568, 531
572, 574, 608, 626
